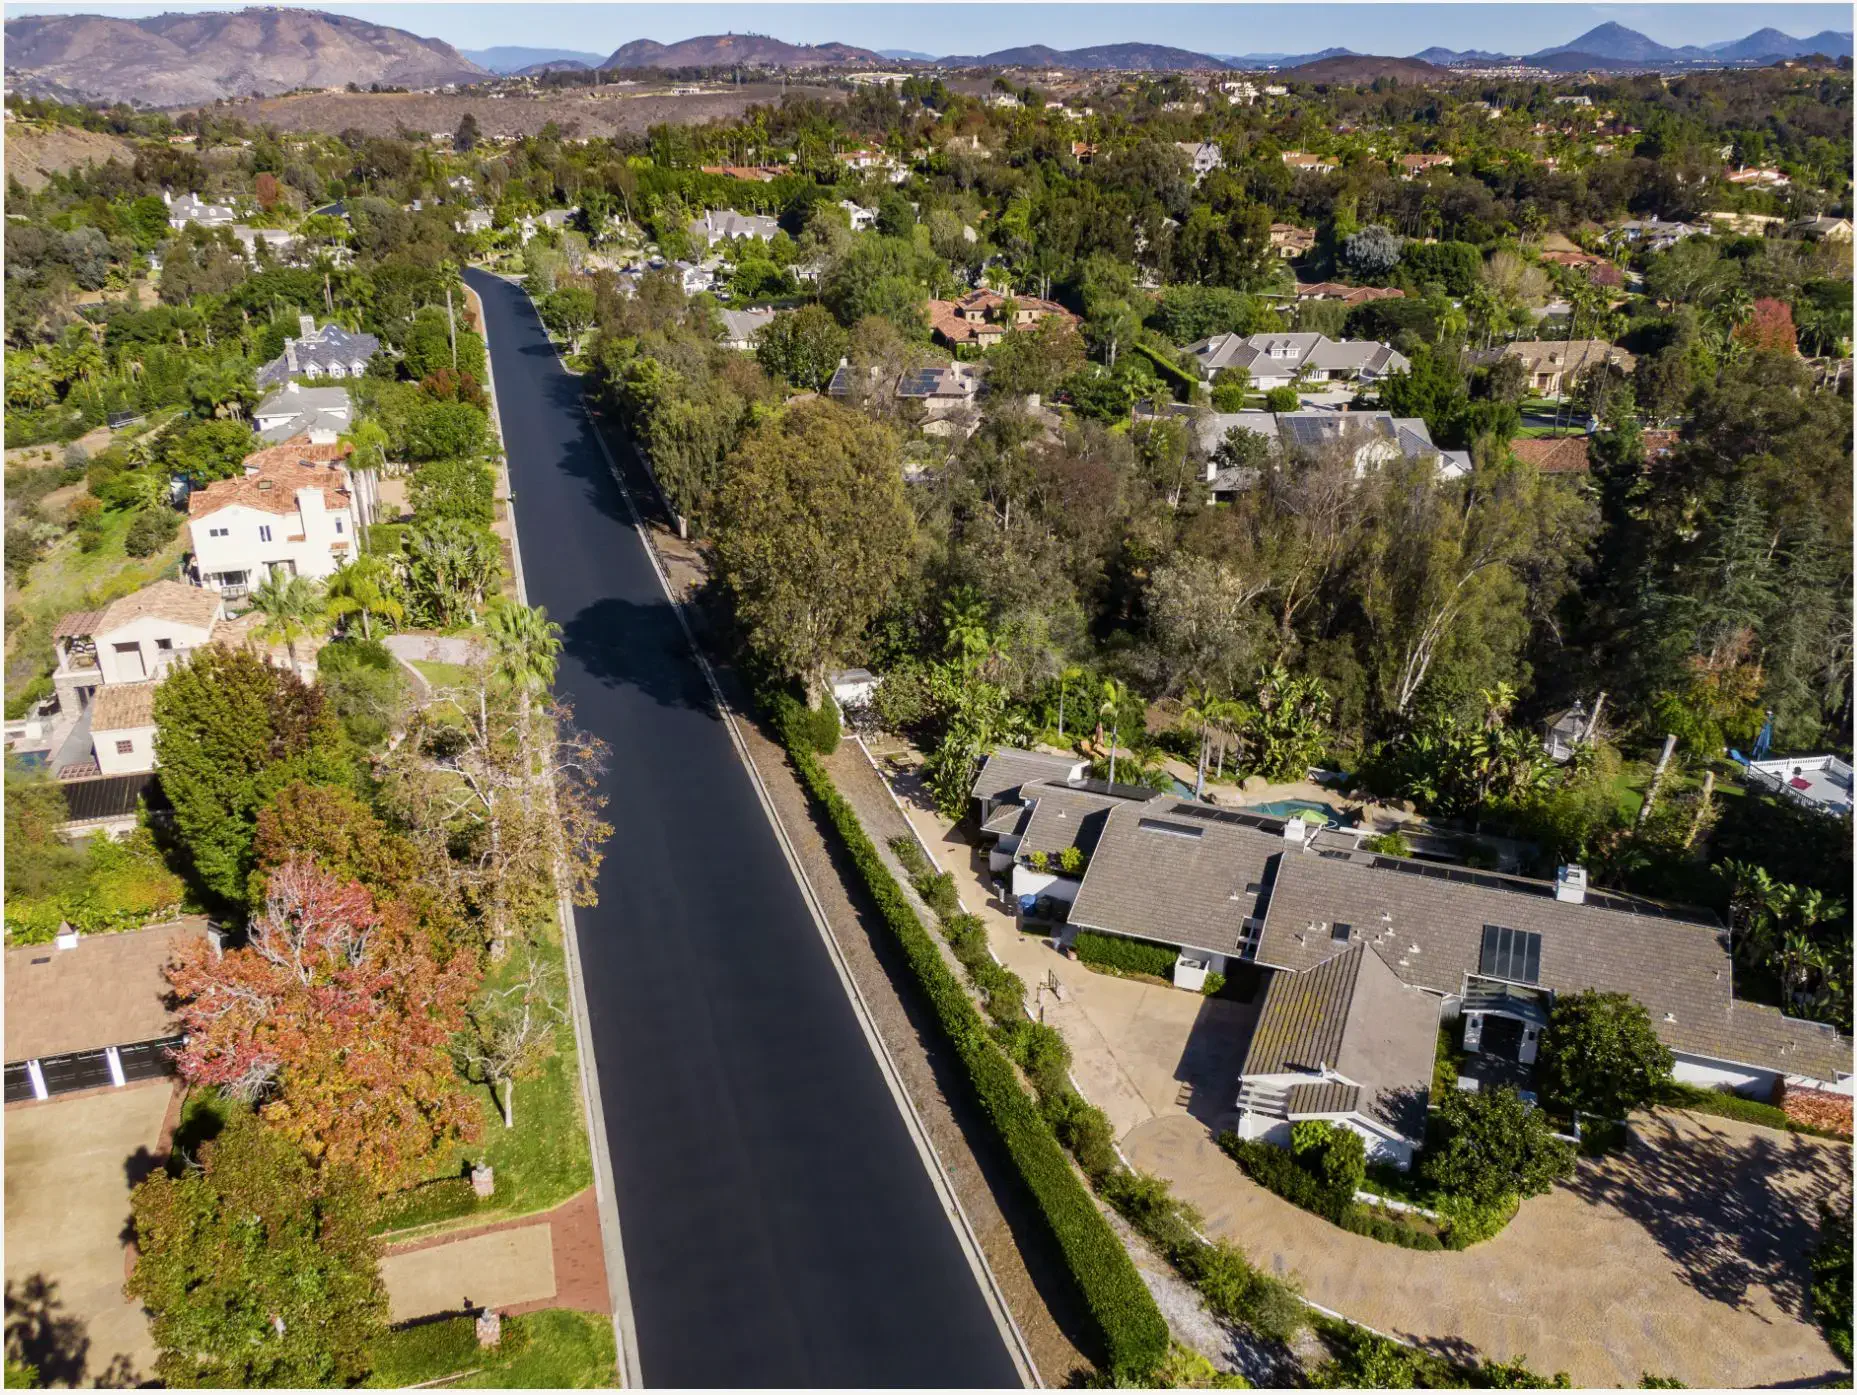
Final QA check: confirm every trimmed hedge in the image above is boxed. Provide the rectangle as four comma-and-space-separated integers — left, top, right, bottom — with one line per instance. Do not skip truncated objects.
1074, 930, 1179, 980
371, 1176, 486, 1235
366, 1312, 533, 1387
1660, 1082, 1852, 1141
775, 699, 1168, 1382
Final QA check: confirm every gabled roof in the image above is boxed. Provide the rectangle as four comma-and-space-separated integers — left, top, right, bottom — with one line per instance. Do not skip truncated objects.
1500, 339, 1636, 375
969, 748, 1085, 807
188, 456, 351, 518
91, 679, 160, 732
5, 920, 198, 1061
1015, 779, 1163, 861
96, 580, 222, 636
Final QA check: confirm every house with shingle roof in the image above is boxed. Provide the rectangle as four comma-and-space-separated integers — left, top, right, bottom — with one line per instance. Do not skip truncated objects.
1269, 223, 1317, 260
253, 382, 354, 444
255, 316, 381, 390
687, 209, 781, 248
1185, 332, 1409, 392
974, 774, 1165, 920
1494, 339, 1635, 398
164, 189, 235, 229
1510, 435, 1591, 474
1169, 407, 1471, 494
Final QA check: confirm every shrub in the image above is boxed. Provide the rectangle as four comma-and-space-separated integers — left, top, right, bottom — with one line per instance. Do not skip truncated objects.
1538, 991, 1674, 1121
1421, 1085, 1574, 1207
1058, 845, 1083, 874
1656, 1081, 1848, 1139
1264, 385, 1301, 412
799, 699, 840, 754
1028, 849, 1050, 872
367, 1312, 531, 1387
1202, 971, 1226, 997
369, 1176, 486, 1234
1361, 830, 1413, 857
1073, 930, 1178, 980
1812, 1199, 1853, 1363
124, 506, 179, 557
770, 696, 1169, 1382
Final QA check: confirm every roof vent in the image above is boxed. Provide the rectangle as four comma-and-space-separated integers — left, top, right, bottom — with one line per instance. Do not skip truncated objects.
256, 479, 275, 491
1555, 864, 1587, 905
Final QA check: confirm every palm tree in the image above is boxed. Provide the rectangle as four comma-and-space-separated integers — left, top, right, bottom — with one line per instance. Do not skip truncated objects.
325, 554, 405, 640
117, 466, 172, 513
941, 592, 992, 676
1182, 683, 1226, 799
1097, 678, 1128, 786
1056, 664, 1085, 742
247, 572, 328, 677
486, 601, 563, 696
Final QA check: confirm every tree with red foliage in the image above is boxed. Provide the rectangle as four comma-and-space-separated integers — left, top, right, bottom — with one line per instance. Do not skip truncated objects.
1733, 298, 1799, 355
255, 172, 280, 212
167, 859, 481, 1191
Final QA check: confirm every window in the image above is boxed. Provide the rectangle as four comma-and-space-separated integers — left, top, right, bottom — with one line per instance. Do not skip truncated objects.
115, 739, 134, 755
1330, 921, 1352, 943
209, 527, 229, 538
155, 639, 173, 652
258, 524, 273, 543
1479, 924, 1542, 985
334, 518, 344, 535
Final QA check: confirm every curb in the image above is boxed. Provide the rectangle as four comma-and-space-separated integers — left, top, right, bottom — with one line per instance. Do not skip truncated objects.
540, 300, 1039, 1389
468, 269, 644, 1391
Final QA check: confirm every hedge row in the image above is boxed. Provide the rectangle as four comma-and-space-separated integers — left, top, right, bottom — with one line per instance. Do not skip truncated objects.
1073, 930, 1180, 981
1218, 1133, 1511, 1252
1661, 1082, 1852, 1142
773, 700, 1169, 1382
366, 1313, 532, 1388
370, 1176, 487, 1235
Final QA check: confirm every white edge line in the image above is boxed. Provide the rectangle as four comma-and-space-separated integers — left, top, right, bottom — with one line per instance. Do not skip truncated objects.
514, 280, 1040, 1390
469, 271, 643, 1391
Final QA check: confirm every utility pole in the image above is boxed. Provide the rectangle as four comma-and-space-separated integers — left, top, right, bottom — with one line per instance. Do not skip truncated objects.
1637, 733, 1677, 828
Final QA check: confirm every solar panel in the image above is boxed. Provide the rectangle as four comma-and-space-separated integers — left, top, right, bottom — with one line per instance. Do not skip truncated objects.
897, 367, 943, 397
1479, 924, 1542, 984
1138, 817, 1203, 839
1168, 804, 1285, 834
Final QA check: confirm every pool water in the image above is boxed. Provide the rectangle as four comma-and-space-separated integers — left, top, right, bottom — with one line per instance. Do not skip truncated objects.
1243, 798, 1350, 825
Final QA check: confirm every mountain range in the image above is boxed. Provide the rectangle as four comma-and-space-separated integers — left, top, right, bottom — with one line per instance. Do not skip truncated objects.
3, 7, 486, 106
3, 9, 1851, 108
462, 46, 608, 74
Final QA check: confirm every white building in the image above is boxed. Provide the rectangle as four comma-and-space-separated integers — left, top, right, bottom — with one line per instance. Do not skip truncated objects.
1176, 141, 1224, 178
255, 316, 380, 390
718, 307, 775, 350
252, 383, 353, 445
188, 447, 370, 597
687, 209, 780, 248
456, 209, 494, 235
1186, 331, 1409, 391
838, 199, 878, 231
164, 189, 236, 230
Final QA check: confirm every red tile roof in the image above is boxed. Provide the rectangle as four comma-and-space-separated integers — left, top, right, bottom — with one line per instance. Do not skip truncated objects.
1511, 435, 1591, 473
189, 447, 352, 519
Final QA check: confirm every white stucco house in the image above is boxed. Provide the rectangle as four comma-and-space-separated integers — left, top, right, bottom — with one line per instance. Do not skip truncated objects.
187, 445, 372, 597
164, 189, 236, 230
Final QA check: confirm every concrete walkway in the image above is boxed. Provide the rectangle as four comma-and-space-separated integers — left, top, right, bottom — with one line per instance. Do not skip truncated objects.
382, 632, 483, 667
1125, 1110, 1849, 1388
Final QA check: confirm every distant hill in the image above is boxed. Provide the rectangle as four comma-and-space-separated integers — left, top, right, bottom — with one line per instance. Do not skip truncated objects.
515, 60, 594, 77
1527, 23, 1709, 66
464, 45, 607, 73
1706, 28, 1853, 61
1220, 47, 1354, 69
939, 42, 1231, 70
1412, 46, 1516, 65
1286, 54, 1448, 83
602, 33, 884, 69
3, 7, 488, 107
879, 49, 939, 62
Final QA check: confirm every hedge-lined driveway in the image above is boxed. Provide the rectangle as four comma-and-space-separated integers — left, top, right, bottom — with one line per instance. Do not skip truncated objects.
1124, 1109, 1850, 1388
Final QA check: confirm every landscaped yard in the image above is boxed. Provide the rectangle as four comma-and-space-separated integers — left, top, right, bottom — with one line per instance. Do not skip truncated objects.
412, 658, 476, 690
366, 1308, 615, 1388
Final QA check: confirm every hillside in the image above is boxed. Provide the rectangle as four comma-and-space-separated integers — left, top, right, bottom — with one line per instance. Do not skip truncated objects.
463, 45, 607, 73
602, 34, 885, 69
3, 7, 487, 107
940, 42, 1230, 70
1, 123, 140, 192
1285, 54, 1448, 83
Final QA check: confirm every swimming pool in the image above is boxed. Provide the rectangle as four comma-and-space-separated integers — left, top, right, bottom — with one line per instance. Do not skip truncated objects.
1242, 798, 1351, 825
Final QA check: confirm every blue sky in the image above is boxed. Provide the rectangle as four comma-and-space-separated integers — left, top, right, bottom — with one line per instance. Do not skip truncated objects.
5, 2, 1850, 58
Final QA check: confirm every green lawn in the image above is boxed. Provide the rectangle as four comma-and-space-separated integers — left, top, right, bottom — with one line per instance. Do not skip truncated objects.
366, 1309, 616, 1388
412, 659, 475, 689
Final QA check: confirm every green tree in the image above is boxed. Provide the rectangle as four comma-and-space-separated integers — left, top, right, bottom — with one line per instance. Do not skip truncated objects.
125, 1112, 386, 1389
1420, 1085, 1576, 1206
753, 304, 848, 391
1537, 991, 1675, 1121
1263, 384, 1300, 412
152, 644, 351, 905
486, 600, 562, 695
324, 555, 405, 641
713, 400, 914, 699
159, 419, 257, 483
246, 572, 328, 678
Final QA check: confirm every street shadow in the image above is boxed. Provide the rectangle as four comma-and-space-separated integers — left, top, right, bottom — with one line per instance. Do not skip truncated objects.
1173, 993, 1261, 1133
4, 1275, 143, 1388
560, 597, 718, 716
1562, 1112, 1847, 1317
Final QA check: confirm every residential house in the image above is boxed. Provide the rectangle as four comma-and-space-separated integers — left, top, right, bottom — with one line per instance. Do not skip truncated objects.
687, 209, 781, 248
1293, 282, 1405, 307
718, 307, 775, 351
188, 446, 371, 598
896, 362, 984, 437
836, 149, 908, 183
1175, 407, 1471, 496
838, 199, 878, 231
252, 382, 353, 445
1536, 249, 1623, 288
455, 209, 494, 236
1739, 755, 1854, 819
230, 225, 300, 259
968, 748, 1089, 826
1789, 215, 1853, 243
674, 259, 719, 295
1269, 223, 1317, 260
1071, 141, 1098, 163
976, 774, 1164, 923
1184, 332, 1409, 392
1553, 94, 1592, 108
1176, 142, 1224, 178
1725, 166, 1789, 188
1496, 339, 1636, 398
255, 316, 381, 390
1509, 435, 1591, 474
163, 189, 235, 229
927, 289, 1079, 350
1398, 152, 1454, 178
1611, 218, 1706, 252
1281, 151, 1338, 174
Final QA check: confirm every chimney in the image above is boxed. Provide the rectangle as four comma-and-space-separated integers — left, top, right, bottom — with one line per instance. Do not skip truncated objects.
298, 313, 316, 338
1555, 864, 1588, 905
285, 343, 298, 374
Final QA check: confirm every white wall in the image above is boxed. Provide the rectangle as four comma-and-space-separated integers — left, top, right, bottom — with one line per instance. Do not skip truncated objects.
1672, 1052, 1779, 1100
96, 614, 216, 685
95, 722, 157, 775
1012, 865, 1080, 904
192, 492, 355, 586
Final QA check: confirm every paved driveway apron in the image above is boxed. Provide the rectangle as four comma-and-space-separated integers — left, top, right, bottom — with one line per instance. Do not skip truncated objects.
467, 269, 1018, 1388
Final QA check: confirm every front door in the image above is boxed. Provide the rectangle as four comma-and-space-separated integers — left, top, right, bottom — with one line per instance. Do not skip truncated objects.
1480, 1013, 1525, 1061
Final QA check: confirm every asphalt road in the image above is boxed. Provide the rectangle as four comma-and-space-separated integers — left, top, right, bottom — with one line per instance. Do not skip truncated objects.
467, 269, 1021, 1389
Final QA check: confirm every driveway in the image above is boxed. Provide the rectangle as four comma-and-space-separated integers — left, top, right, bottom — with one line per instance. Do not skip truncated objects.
1124, 1110, 1851, 1388
3, 1084, 171, 1386
467, 269, 1019, 1388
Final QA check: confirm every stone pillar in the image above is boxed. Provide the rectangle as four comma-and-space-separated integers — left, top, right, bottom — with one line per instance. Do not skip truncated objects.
470, 1164, 495, 1199
475, 1309, 502, 1349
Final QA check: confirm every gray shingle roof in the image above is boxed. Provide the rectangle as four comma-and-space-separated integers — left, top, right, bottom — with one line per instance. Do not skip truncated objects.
1284, 1080, 1362, 1116
1255, 847, 1851, 1084
1065, 798, 1284, 956
256, 323, 381, 389
1014, 780, 1161, 861
1243, 942, 1440, 1141
969, 749, 1085, 808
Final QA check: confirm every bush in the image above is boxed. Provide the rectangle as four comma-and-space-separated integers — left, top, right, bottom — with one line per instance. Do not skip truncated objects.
802, 699, 840, 755
771, 695, 1169, 1382
1421, 1085, 1574, 1207
366, 1312, 531, 1387
1537, 991, 1674, 1121
1264, 385, 1301, 412
124, 506, 180, 557
1811, 1199, 1853, 1363
1202, 971, 1226, 997
1657, 1081, 1848, 1139
370, 1176, 486, 1234
1074, 930, 1178, 980
1361, 830, 1413, 856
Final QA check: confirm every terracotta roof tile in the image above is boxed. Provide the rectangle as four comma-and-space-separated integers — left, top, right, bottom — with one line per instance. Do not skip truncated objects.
96, 580, 222, 635
1511, 435, 1592, 473
91, 679, 159, 731
189, 451, 352, 519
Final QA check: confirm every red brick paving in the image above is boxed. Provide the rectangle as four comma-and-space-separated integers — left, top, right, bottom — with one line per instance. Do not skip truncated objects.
382, 1187, 610, 1316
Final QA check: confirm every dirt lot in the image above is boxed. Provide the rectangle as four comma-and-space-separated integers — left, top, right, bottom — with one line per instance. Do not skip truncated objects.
212, 81, 844, 140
